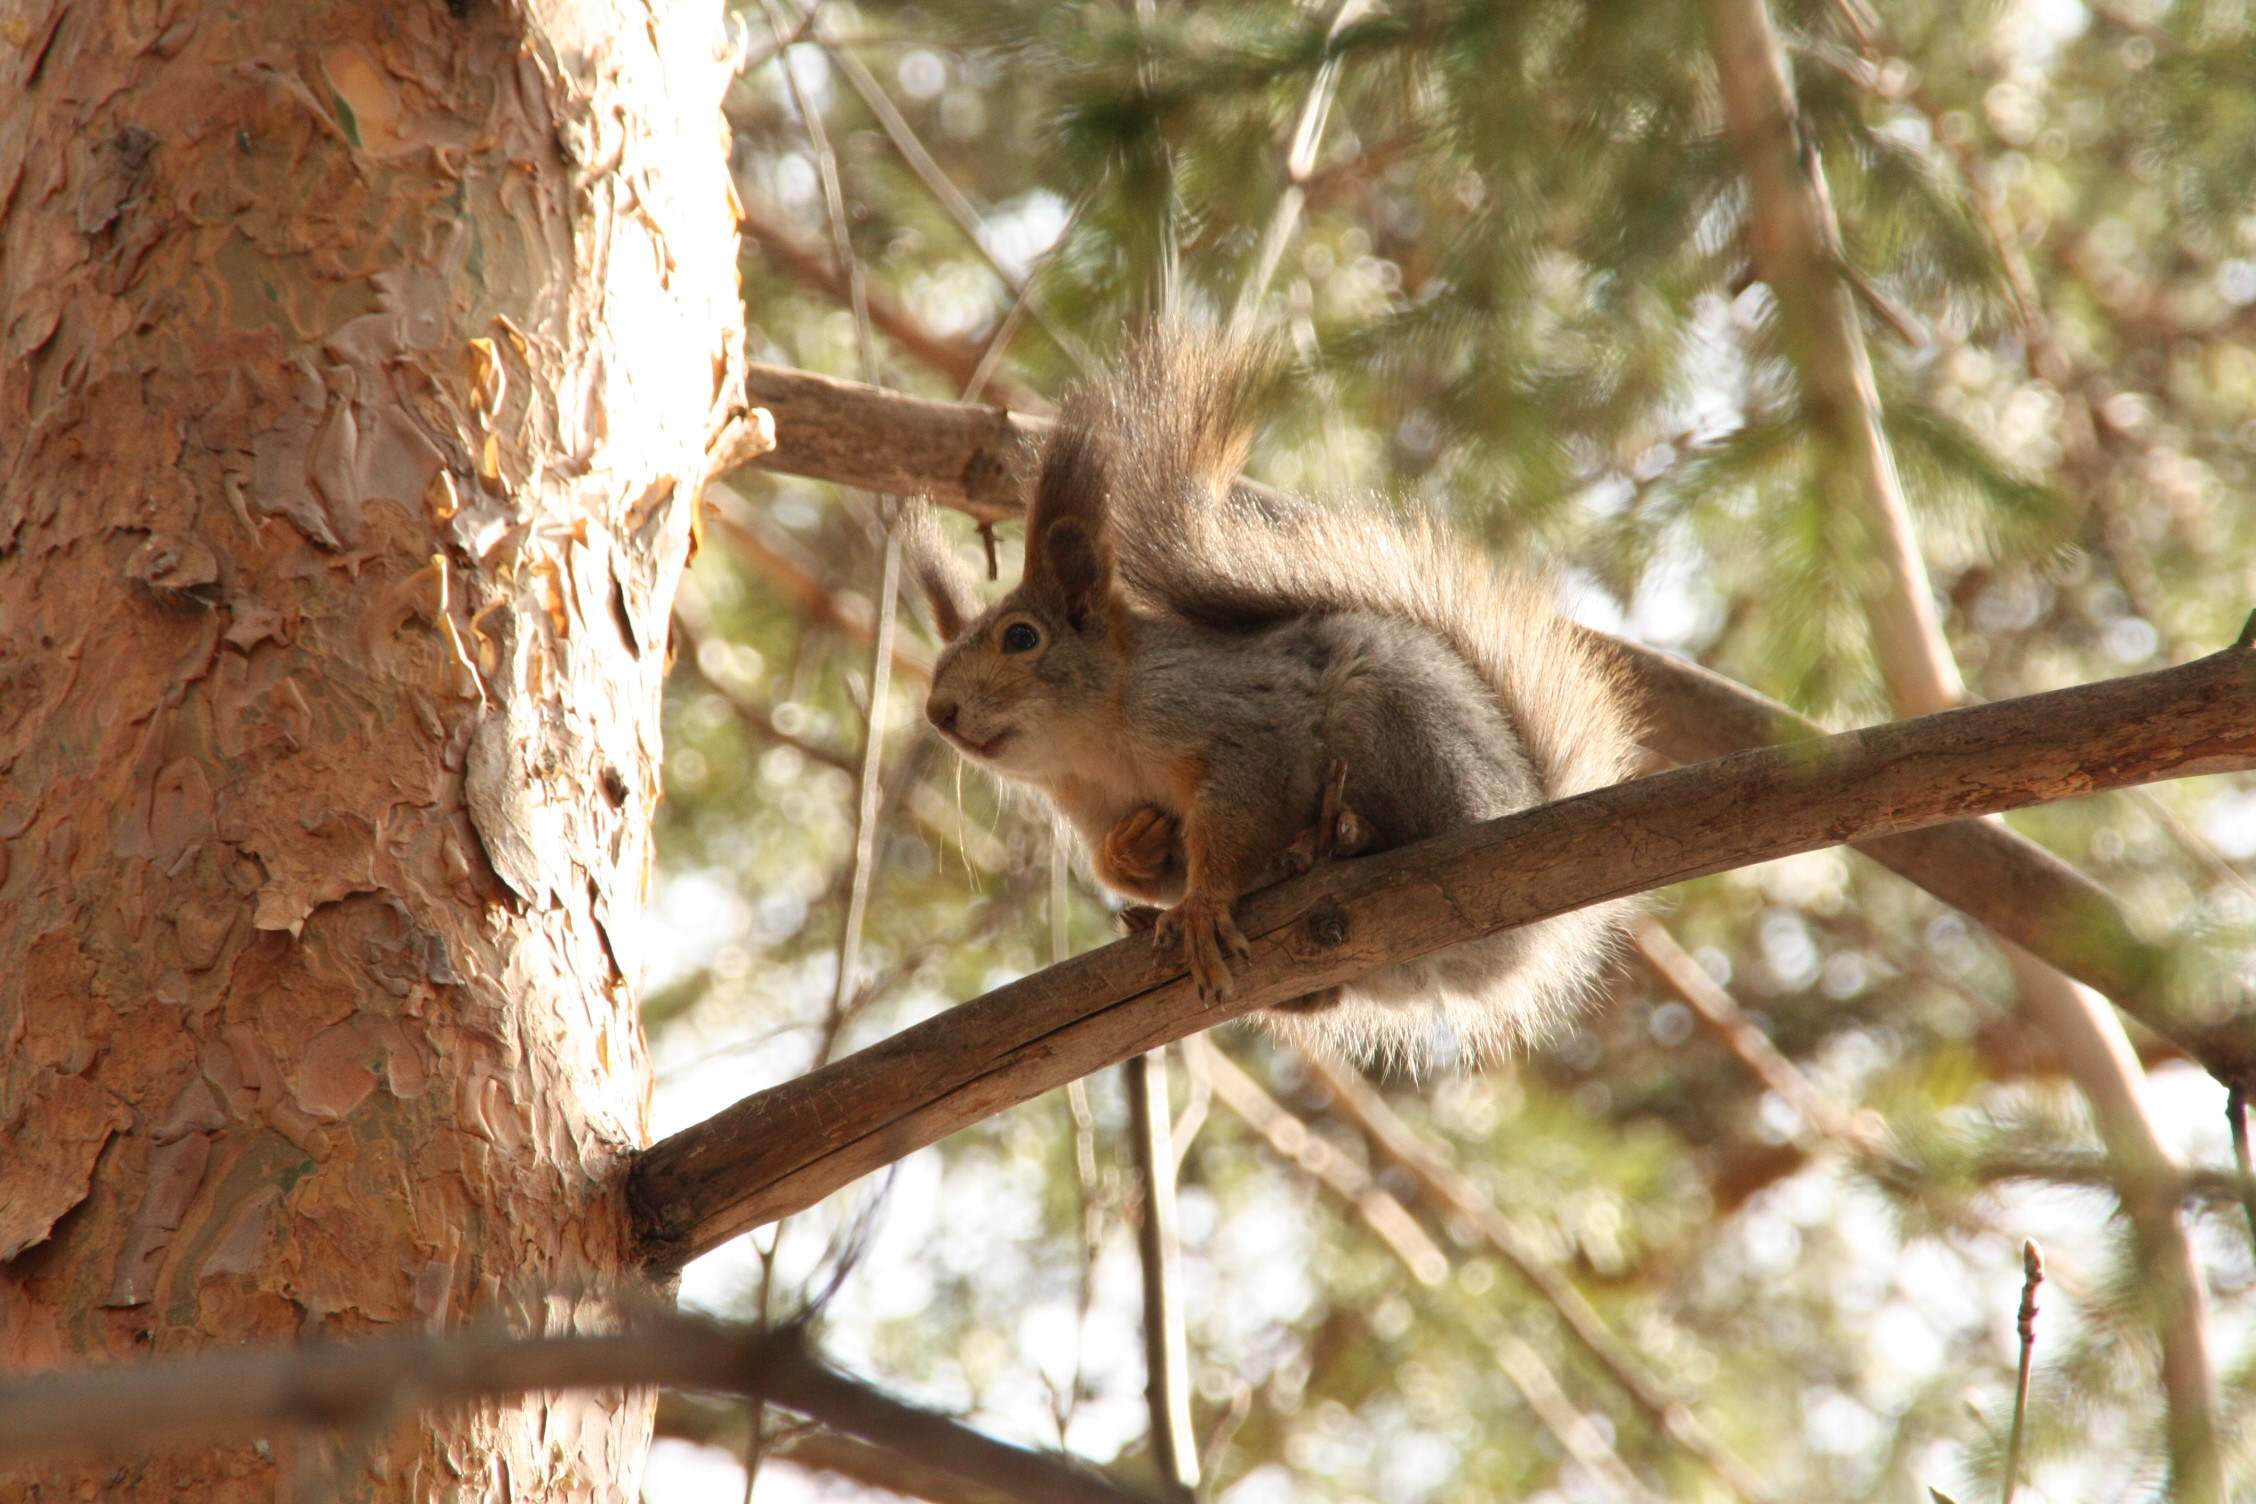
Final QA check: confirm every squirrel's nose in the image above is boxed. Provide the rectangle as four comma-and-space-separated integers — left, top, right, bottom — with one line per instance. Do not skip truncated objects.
927, 696, 958, 733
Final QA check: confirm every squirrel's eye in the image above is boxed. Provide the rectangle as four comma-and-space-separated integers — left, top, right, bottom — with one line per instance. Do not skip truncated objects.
1000, 622, 1040, 653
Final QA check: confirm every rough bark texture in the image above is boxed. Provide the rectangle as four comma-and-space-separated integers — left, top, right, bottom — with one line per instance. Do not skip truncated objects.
0, 1, 745, 1498
631, 641, 2256, 1264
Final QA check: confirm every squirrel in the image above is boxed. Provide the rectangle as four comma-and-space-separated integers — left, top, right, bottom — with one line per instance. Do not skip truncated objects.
899, 334, 1639, 1065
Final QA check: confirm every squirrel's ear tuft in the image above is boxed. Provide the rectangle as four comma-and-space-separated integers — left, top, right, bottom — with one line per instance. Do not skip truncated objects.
1041, 517, 1113, 631
1024, 425, 1115, 620
896, 502, 983, 642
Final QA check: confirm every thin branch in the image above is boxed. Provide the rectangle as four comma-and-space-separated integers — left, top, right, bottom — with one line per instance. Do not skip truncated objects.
0, 1313, 1160, 1504
2003, 1240, 2043, 1504
1053, 829, 1105, 1449
1190, 1039, 1448, 1285
1708, 5, 2224, 1491
1306, 1056, 1775, 1504
630, 635, 2256, 1268
1995, 1146, 2249, 1200
1634, 919, 1881, 1153
672, 585, 857, 773
737, 191, 1042, 411
1487, 1329, 1674, 1504
701, 484, 933, 682
1197, 1040, 1663, 1500
754, 0, 902, 1057
826, 530, 902, 1027
2228, 1088, 2256, 1257
1227, 0, 1376, 340
1637, 918, 2119, 1348
1704, 0, 1961, 715
777, 0, 1095, 375
1124, 1048, 1199, 1499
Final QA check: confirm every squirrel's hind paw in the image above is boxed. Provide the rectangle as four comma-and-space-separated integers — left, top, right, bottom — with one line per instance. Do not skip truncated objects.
1281, 758, 1372, 876
1153, 893, 1252, 1001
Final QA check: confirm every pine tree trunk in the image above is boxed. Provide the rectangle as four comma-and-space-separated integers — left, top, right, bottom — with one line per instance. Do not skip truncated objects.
0, 2, 745, 1498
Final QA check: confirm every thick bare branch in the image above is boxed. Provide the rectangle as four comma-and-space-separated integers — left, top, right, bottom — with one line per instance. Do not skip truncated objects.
725, 361, 2253, 1082
0, 1315, 1159, 1504
630, 639, 2256, 1268
738, 362, 1046, 522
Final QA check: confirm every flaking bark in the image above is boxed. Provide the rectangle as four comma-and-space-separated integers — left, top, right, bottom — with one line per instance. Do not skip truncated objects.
0, 3, 748, 1497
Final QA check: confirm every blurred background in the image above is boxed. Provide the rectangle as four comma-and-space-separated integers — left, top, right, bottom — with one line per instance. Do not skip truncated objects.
642, 0, 2256, 1498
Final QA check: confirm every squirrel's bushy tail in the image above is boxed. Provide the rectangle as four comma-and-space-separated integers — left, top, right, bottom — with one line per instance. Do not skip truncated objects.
1075, 332, 1641, 1066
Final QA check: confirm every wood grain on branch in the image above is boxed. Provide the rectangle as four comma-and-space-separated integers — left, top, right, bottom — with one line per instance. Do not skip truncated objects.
741, 361, 1045, 521
631, 639, 2256, 1268
724, 361, 2256, 1083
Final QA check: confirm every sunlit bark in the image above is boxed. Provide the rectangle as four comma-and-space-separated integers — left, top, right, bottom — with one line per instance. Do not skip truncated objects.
0, 1, 747, 1496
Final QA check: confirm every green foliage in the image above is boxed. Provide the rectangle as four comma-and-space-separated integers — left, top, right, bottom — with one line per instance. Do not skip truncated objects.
652, 0, 2256, 1498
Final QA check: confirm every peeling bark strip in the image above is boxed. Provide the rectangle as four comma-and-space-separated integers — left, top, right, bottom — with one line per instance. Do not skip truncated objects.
0, 2, 744, 1499
631, 640, 2256, 1267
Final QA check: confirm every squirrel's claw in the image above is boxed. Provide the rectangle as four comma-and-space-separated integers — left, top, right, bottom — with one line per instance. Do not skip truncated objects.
1153, 893, 1251, 1001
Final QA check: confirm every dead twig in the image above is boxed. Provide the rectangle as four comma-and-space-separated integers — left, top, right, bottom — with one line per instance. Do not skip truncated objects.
2228, 1088, 2256, 1258
1124, 1047, 1199, 1498
1307, 1056, 1775, 1504
2004, 1240, 2044, 1504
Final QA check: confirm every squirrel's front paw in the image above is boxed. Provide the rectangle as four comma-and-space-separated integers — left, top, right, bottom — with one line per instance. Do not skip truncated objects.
1152, 893, 1253, 1001
1101, 805, 1178, 888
